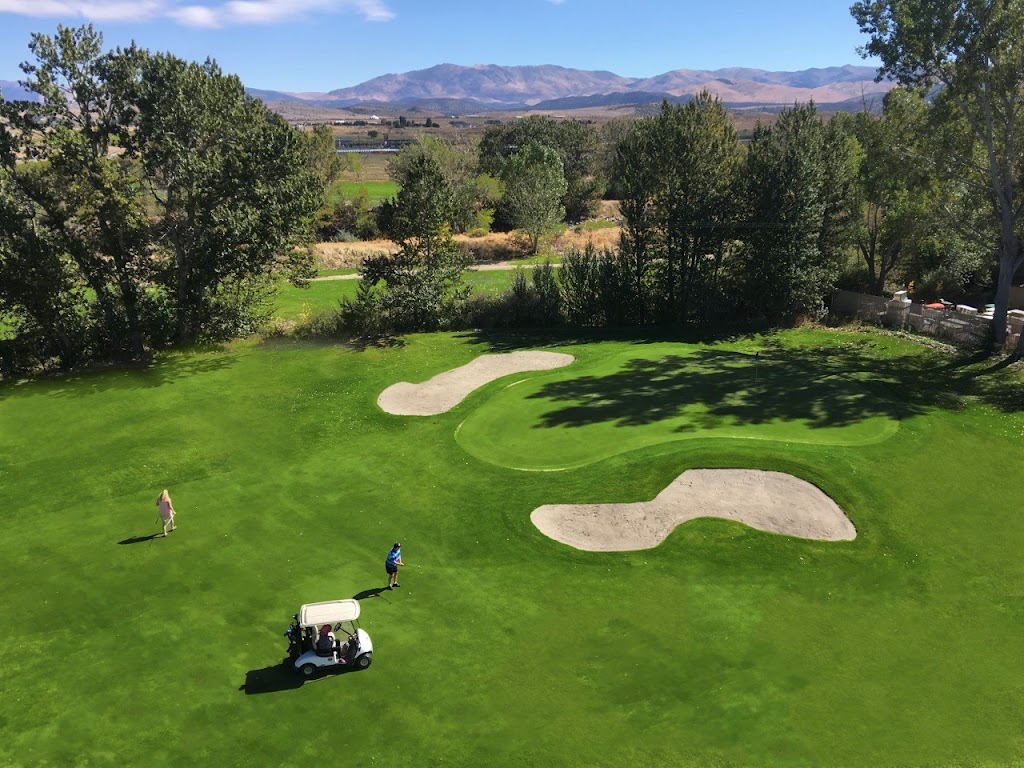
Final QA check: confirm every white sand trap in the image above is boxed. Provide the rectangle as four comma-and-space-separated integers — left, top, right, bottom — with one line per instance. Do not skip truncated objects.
532, 469, 856, 551
378, 351, 575, 416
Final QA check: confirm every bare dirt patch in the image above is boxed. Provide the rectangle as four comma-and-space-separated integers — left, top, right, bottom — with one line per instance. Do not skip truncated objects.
531, 469, 856, 551
378, 351, 575, 416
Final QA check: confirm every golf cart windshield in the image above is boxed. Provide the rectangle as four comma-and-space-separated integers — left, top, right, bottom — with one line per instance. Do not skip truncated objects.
298, 599, 361, 629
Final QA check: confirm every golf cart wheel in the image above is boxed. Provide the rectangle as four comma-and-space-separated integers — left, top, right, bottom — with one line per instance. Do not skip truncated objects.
355, 653, 372, 670
300, 663, 317, 677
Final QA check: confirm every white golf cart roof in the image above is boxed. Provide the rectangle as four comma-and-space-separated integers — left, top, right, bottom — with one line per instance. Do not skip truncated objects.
299, 599, 361, 628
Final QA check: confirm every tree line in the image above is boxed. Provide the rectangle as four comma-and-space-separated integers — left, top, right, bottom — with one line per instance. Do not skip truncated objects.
339, 89, 1007, 342
338, 0, 1024, 356
5, 0, 1024, 374
0, 25, 334, 375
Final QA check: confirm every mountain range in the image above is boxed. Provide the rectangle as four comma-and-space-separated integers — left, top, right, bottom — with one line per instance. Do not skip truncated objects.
247, 63, 893, 112
3, 64, 894, 113
0, 80, 39, 101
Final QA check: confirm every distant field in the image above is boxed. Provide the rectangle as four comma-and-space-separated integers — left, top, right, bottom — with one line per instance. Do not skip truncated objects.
327, 180, 398, 207
343, 151, 392, 182
272, 268, 522, 322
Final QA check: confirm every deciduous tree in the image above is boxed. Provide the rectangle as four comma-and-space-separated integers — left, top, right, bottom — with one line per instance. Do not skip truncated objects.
129, 51, 320, 342
500, 141, 567, 254
479, 116, 602, 224
852, 0, 1024, 352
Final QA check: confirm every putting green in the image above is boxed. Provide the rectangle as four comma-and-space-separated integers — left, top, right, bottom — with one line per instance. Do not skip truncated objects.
456, 342, 902, 470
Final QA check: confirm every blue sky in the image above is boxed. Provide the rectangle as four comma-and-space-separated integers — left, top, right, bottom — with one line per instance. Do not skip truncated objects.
0, 1, 876, 92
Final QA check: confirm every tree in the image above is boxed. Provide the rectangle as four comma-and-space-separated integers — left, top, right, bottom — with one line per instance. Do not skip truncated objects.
344, 152, 362, 179
349, 153, 469, 333
129, 51, 320, 342
2, 25, 151, 360
851, 0, 1024, 352
479, 116, 602, 223
378, 154, 455, 258
0, 24, 321, 371
500, 141, 567, 254
835, 92, 948, 294
736, 103, 859, 322
387, 136, 497, 234
305, 124, 343, 190
613, 96, 744, 323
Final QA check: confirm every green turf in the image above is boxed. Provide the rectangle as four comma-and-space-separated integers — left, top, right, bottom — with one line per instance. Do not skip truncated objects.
462, 267, 527, 296
327, 180, 399, 207
456, 338, 903, 470
1, 328, 1023, 767
271, 270, 521, 322
272, 278, 360, 320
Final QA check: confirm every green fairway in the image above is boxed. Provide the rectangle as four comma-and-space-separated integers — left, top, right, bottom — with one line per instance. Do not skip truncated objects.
271, 269, 521, 322
272, 277, 360, 320
328, 180, 399, 207
456, 338, 903, 470
1, 328, 1023, 767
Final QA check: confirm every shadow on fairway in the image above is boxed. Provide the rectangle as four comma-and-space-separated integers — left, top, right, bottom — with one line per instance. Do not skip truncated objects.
118, 533, 164, 545
456, 326, 752, 354
36, 347, 237, 400
352, 586, 390, 600
240, 660, 306, 695
524, 338, 1023, 431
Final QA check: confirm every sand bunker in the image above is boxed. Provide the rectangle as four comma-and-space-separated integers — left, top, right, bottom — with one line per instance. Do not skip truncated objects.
531, 469, 856, 551
378, 351, 575, 416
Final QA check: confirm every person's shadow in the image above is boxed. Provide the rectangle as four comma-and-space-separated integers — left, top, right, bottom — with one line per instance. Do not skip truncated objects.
352, 586, 390, 601
118, 533, 163, 545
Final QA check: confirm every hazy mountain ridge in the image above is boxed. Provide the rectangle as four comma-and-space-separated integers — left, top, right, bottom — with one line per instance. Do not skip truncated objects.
0, 79, 40, 102
247, 63, 891, 111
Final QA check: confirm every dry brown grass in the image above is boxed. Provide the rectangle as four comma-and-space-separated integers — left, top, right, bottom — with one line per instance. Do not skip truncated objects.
313, 224, 622, 268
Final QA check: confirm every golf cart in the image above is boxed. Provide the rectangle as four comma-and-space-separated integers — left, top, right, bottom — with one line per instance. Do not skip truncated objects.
285, 599, 373, 677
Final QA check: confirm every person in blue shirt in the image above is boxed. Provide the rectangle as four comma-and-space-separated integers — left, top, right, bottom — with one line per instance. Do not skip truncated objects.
385, 542, 404, 590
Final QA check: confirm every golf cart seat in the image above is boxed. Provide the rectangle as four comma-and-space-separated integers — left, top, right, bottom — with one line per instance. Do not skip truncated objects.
314, 631, 337, 657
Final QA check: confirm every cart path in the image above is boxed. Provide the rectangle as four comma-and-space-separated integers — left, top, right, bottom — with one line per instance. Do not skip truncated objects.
312, 261, 560, 281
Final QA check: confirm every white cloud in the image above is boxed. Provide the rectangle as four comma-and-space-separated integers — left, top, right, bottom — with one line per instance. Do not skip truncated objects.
166, 4, 219, 26
0, 0, 395, 26
546, 0, 566, 4
0, 0, 163, 21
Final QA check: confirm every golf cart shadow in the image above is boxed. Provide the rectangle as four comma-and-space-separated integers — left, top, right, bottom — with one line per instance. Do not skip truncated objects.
240, 658, 351, 695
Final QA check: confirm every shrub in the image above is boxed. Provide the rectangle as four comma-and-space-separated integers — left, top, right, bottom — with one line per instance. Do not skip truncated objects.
560, 245, 602, 325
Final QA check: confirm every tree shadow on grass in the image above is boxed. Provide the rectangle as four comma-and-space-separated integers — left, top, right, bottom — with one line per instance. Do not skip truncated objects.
526, 337, 1023, 431
454, 325, 758, 355
15, 347, 237, 400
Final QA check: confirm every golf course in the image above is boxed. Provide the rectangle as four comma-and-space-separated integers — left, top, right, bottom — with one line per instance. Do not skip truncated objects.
2, 327, 1023, 767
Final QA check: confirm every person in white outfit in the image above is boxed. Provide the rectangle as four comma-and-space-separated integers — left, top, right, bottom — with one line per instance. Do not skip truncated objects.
156, 489, 176, 537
